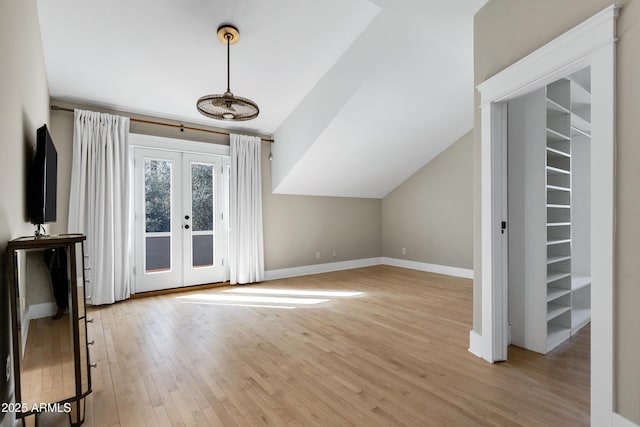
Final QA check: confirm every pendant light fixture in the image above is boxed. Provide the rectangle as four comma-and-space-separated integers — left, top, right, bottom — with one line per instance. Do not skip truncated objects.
197, 25, 259, 121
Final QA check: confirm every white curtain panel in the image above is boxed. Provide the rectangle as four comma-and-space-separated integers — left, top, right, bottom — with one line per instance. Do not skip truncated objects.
229, 134, 264, 284
68, 109, 131, 305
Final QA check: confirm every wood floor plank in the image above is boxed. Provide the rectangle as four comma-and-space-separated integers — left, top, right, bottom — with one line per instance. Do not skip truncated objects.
22, 266, 589, 426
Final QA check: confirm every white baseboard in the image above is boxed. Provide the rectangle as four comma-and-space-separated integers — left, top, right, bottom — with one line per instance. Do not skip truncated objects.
614, 414, 640, 427
21, 302, 58, 353
382, 257, 474, 279
29, 302, 57, 320
468, 330, 483, 358
265, 258, 383, 281
265, 257, 473, 281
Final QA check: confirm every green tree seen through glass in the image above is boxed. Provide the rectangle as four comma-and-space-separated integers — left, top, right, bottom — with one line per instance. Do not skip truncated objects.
192, 164, 214, 231
145, 160, 171, 233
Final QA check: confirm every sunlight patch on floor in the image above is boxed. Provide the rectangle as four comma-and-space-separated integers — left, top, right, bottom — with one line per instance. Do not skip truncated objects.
179, 301, 296, 309
176, 286, 364, 309
176, 293, 329, 306
222, 288, 364, 298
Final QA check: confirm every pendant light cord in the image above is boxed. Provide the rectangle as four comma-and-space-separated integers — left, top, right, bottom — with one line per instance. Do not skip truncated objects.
226, 33, 231, 93
196, 25, 259, 121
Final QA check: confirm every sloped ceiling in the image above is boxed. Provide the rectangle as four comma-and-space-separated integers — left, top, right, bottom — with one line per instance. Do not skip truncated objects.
37, 0, 486, 199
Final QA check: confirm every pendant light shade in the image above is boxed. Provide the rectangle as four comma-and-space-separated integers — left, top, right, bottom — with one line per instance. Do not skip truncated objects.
197, 25, 259, 121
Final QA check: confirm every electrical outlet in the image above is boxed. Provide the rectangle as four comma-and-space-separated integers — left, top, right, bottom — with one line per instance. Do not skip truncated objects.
316, 251, 321, 259
332, 250, 336, 257
6, 355, 10, 382
402, 247, 406, 255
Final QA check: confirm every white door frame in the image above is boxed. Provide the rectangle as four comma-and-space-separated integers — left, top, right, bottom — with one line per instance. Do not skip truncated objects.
471, 4, 620, 425
133, 148, 184, 292
181, 153, 226, 286
130, 133, 231, 293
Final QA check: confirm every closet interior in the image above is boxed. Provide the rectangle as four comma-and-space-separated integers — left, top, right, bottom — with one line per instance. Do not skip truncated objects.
507, 67, 591, 354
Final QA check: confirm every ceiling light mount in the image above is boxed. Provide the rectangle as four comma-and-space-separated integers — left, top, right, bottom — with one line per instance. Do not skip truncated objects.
197, 24, 259, 121
217, 25, 239, 45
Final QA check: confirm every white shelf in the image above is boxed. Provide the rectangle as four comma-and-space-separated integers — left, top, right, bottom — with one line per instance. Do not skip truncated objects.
546, 128, 571, 141
547, 324, 571, 352
547, 185, 571, 192
547, 304, 571, 321
547, 239, 571, 246
547, 256, 571, 265
570, 80, 591, 110
547, 222, 571, 227
546, 79, 571, 111
546, 204, 570, 209
572, 114, 592, 135
546, 146, 571, 158
546, 98, 571, 115
572, 274, 591, 290
547, 287, 571, 302
546, 166, 571, 175
547, 272, 571, 283
571, 308, 591, 335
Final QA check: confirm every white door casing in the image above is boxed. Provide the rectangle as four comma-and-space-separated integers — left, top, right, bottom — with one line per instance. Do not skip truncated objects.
181, 153, 226, 286
134, 148, 183, 292
471, 4, 619, 426
131, 134, 230, 293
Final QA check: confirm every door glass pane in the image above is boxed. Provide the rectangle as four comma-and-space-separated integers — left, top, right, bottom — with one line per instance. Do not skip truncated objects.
191, 163, 215, 267
144, 159, 171, 272
145, 236, 171, 271
192, 235, 214, 267
145, 160, 172, 232
191, 164, 214, 231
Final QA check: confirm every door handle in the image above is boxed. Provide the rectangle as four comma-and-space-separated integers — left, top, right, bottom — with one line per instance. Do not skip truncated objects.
184, 224, 190, 230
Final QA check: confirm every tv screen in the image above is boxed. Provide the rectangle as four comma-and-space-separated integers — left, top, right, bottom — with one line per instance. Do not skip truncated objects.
28, 124, 57, 225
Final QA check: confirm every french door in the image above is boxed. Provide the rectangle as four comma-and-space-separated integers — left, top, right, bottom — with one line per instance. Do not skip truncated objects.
133, 148, 228, 293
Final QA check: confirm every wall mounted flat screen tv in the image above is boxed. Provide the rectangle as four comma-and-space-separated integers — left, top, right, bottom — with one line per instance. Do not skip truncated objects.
28, 124, 57, 226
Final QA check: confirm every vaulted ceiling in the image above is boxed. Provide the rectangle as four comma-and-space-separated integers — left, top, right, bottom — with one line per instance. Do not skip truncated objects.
37, 0, 486, 198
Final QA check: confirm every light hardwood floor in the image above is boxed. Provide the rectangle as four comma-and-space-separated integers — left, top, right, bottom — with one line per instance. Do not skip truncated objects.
32, 265, 589, 426
21, 313, 76, 406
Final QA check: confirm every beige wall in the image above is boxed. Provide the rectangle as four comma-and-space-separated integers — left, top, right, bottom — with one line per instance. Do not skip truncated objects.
49, 102, 382, 272
262, 143, 382, 269
475, 1, 640, 422
0, 0, 50, 419
382, 131, 472, 269
48, 109, 73, 236
0, 0, 50, 236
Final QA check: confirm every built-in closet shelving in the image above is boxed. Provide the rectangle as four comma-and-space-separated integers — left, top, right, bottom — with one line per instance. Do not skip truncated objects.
545, 79, 573, 351
568, 73, 592, 338
508, 70, 591, 355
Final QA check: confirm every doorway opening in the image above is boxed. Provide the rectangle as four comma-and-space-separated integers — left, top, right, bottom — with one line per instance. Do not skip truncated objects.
130, 135, 230, 293
506, 68, 591, 356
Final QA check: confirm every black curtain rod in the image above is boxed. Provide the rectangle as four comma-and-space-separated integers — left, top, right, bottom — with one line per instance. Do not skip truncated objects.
50, 105, 274, 143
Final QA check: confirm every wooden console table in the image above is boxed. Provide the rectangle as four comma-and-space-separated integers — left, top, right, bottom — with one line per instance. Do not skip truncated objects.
7, 234, 92, 426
